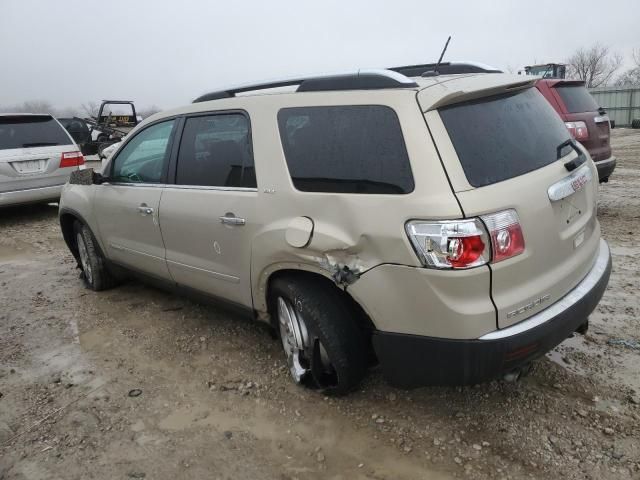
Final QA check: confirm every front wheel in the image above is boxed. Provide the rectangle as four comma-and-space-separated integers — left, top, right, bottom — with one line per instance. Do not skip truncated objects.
74, 221, 118, 291
270, 276, 367, 395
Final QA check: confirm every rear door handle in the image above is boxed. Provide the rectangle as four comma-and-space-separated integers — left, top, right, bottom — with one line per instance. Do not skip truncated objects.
219, 214, 246, 226
137, 205, 154, 215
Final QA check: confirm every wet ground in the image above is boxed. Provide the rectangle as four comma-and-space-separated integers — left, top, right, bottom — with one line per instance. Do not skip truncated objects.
1, 130, 639, 479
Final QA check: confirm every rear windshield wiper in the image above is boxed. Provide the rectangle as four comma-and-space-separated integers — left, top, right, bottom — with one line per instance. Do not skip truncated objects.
557, 139, 586, 171
21, 142, 59, 147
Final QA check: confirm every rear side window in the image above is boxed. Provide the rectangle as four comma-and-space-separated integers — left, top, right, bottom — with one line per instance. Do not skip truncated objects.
440, 88, 571, 188
0, 115, 72, 150
554, 85, 600, 113
278, 105, 414, 194
176, 113, 256, 188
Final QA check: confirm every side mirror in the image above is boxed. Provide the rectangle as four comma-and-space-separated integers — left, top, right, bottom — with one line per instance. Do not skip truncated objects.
93, 171, 111, 184
69, 168, 110, 185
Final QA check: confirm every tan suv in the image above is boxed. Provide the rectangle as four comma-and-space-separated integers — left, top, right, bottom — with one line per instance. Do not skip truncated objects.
59, 65, 611, 394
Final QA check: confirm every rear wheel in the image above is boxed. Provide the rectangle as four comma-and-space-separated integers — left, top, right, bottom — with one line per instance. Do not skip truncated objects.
632, 119, 640, 129
270, 276, 367, 395
74, 221, 118, 291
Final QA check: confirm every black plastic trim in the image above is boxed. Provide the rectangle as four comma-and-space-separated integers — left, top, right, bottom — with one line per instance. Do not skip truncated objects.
296, 73, 418, 92
193, 72, 418, 103
371, 250, 611, 388
391, 62, 502, 77
595, 157, 616, 182
166, 116, 185, 184
194, 79, 303, 103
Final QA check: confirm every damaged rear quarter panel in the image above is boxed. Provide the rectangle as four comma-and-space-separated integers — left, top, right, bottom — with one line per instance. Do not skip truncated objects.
247, 91, 463, 318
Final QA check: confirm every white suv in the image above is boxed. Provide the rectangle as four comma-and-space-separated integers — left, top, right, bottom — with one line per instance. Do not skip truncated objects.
59, 65, 611, 394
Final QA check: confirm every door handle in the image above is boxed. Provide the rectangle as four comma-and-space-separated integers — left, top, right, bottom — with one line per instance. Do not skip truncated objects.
219, 214, 246, 226
137, 205, 154, 215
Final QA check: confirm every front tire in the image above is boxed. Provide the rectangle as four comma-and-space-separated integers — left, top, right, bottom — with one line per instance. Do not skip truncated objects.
269, 276, 367, 395
74, 221, 118, 291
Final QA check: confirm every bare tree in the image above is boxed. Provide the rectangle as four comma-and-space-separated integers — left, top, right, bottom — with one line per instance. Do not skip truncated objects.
566, 44, 622, 87
614, 67, 640, 87
613, 48, 640, 87
81, 101, 100, 118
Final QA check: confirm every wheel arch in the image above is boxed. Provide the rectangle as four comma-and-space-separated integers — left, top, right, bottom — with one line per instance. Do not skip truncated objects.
59, 208, 107, 263
59, 209, 83, 261
261, 267, 378, 362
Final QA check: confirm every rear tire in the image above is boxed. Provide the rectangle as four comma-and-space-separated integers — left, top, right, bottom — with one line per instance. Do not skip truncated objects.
632, 119, 640, 129
73, 221, 118, 291
269, 276, 367, 395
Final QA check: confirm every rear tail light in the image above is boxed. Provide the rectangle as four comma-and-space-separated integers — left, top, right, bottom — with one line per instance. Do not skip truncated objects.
565, 121, 589, 141
406, 209, 524, 269
60, 151, 85, 168
480, 209, 525, 263
405, 219, 490, 269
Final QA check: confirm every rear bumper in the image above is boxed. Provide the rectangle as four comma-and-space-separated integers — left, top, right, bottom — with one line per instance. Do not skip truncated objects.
0, 184, 63, 207
372, 239, 612, 388
594, 156, 616, 181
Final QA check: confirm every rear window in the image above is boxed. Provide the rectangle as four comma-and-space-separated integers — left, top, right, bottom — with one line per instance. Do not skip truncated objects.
555, 85, 600, 113
440, 88, 571, 188
278, 105, 414, 194
0, 115, 72, 151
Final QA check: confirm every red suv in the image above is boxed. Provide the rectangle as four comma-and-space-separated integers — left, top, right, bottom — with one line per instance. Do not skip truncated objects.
535, 79, 615, 182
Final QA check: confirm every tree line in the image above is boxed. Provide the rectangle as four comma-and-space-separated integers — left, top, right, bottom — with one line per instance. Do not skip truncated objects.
565, 45, 639, 88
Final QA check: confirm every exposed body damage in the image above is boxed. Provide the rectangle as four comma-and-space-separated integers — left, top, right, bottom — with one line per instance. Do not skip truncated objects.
283, 216, 366, 286
301, 249, 367, 286
251, 228, 384, 322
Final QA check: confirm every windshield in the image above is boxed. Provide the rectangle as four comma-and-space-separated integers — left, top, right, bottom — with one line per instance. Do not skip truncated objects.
0, 115, 72, 150
439, 88, 572, 188
554, 85, 600, 113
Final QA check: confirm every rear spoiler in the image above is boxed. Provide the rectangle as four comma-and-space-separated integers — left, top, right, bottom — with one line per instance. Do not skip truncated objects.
419, 76, 536, 112
547, 79, 586, 88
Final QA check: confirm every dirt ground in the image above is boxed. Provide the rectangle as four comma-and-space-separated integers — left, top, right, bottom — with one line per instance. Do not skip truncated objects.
1, 130, 639, 480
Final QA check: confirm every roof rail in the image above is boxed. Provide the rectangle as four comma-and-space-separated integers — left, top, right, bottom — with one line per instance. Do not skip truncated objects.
390, 61, 502, 77
192, 70, 418, 103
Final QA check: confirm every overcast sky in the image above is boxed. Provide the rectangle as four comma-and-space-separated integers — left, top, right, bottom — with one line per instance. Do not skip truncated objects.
1, 0, 638, 111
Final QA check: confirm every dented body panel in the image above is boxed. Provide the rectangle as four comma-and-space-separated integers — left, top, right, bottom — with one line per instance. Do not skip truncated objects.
347, 263, 496, 339
243, 90, 463, 316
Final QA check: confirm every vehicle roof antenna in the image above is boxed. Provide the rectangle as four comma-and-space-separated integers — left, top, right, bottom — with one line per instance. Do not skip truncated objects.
423, 35, 451, 77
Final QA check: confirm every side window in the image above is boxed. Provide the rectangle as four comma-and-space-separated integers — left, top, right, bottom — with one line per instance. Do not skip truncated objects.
277, 105, 414, 194
111, 120, 175, 183
175, 113, 256, 188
